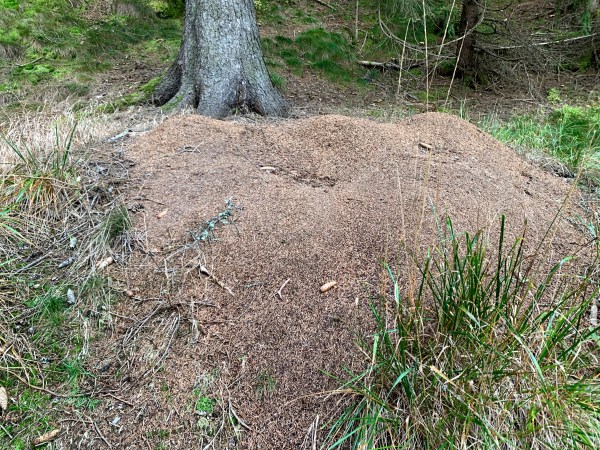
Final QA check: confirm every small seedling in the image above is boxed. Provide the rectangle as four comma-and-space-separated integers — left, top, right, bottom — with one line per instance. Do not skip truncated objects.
255, 370, 277, 400
191, 198, 241, 243
195, 395, 215, 415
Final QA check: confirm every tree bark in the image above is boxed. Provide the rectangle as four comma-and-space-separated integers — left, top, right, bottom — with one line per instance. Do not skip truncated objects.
456, 0, 480, 75
154, 0, 288, 118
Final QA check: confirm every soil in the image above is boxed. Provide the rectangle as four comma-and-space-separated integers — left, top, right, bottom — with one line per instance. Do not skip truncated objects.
62, 112, 590, 449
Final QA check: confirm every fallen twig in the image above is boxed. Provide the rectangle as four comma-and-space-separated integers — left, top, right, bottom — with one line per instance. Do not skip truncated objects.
85, 413, 112, 448
8, 371, 69, 398
199, 265, 235, 296
103, 392, 134, 407
228, 399, 251, 430
277, 278, 291, 299
482, 32, 599, 51
13, 252, 52, 275
106, 130, 131, 143
312, 0, 336, 11
359, 60, 422, 71
15, 56, 43, 68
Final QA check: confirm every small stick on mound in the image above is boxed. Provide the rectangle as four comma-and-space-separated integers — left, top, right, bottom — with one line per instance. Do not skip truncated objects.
320, 281, 337, 293
199, 265, 235, 297
276, 278, 291, 299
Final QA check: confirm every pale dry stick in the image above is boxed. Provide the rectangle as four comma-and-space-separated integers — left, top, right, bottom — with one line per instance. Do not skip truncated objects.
103, 392, 134, 407
312, 414, 319, 450
444, 29, 466, 108
82, 413, 112, 448
355, 0, 359, 43
6, 370, 70, 398
378, 11, 484, 55
396, 20, 411, 99
486, 32, 599, 51
422, 0, 429, 110
122, 302, 166, 347
199, 265, 235, 296
11, 251, 52, 275
0, 423, 12, 440
228, 398, 251, 431
201, 385, 235, 450
358, 30, 368, 54
277, 278, 291, 299
431, 0, 457, 80
301, 414, 320, 450
140, 311, 180, 379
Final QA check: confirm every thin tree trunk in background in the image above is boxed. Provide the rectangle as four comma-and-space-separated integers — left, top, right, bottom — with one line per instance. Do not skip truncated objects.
154, 0, 288, 118
456, 0, 480, 75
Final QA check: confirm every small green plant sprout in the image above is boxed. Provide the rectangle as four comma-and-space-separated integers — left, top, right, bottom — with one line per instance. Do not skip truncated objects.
191, 198, 242, 243
255, 369, 277, 400
195, 393, 215, 416
547, 87, 562, 104
326, 216, 600, 449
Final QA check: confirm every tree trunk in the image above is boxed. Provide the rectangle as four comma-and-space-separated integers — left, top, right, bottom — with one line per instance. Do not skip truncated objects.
456, 0, 480, 76
153, 0, 288, 118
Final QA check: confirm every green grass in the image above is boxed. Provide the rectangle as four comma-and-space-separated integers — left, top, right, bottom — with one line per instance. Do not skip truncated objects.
97, 75, 164, 112
1, 124, 78, 209
255, 369, 277, 400
326, 216, 599, 449
483, 105, 600, 188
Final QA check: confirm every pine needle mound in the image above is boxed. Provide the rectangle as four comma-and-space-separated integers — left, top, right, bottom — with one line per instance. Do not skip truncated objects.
73, 112, 597, 449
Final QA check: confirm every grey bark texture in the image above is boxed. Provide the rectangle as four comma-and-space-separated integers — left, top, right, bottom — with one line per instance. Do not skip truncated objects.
153, 0, 288, 118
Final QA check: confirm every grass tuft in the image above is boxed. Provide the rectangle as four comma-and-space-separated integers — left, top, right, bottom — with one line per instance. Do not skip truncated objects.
327, 216, 599, 449
483, 105, 600, 188
1, 125, 78, 211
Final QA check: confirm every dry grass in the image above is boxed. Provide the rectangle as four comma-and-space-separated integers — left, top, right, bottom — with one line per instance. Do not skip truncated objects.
0, 97, 126, 166
0, 100, 155, 447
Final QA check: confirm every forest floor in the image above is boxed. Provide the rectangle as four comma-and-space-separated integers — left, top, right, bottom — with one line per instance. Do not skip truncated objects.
1, 1, 599, 449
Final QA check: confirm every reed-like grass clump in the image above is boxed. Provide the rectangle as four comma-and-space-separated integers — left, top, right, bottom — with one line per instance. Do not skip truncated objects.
327, 217, 599, 449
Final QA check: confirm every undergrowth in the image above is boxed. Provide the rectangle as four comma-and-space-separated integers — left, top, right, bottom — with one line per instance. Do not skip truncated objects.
483, 104, 600, 189
327, 216, 599, 449
0, 123, 133, 447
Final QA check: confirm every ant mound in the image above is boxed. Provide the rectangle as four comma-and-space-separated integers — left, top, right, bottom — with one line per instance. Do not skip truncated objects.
82, 113, 587, 449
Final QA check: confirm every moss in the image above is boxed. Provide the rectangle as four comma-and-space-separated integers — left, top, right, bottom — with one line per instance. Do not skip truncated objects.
262, 27, 357, 84
140, 75, 162, 94
0, 0, 180, 93
437, 60, 456, 77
